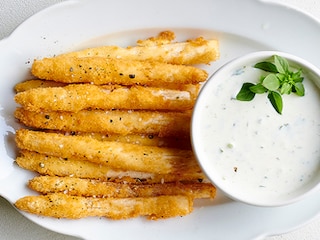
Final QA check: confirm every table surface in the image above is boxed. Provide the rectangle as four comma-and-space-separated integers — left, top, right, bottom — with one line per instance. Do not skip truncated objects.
1, 0, 320, 239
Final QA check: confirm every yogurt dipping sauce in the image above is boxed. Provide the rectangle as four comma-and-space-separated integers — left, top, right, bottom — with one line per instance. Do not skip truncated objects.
192, 51, 320, 206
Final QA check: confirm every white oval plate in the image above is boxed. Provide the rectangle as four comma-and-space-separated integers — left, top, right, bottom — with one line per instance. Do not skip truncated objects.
1, 0, 320, 239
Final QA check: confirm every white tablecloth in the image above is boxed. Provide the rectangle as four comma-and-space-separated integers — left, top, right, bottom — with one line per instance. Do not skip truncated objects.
0, 0, 320, 239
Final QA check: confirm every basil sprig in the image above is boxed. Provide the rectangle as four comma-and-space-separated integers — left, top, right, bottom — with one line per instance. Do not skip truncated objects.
236, 55, 304, 114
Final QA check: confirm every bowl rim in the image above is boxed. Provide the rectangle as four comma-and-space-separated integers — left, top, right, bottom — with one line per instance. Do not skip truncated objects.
191, 50, 320, 207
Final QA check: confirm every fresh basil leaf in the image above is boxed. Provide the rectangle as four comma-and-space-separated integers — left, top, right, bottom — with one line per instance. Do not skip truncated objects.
268, 91, 283, 114
294, 77, 304, 83
274, 55, 289, 74
236, 82, 256, 101
249, 83, 267, 94
280, 82, 292, 95
291, 69, 302, 79
293, 82, 305, 96
294, 76, 304, 83
292, 73, 304, 83
262, 74, 280, 91
276, 73, 286, 83
254, 62, 278, 73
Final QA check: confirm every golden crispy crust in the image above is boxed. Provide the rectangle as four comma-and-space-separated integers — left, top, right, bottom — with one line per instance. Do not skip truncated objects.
15, 108, 191, 137
15, 193, 193, 220
65, 131, 192, 149
15, 79, 200, 93
16, 150, 114, 179
60, 33, 219, 65
15, 84, 196, 112
14, 79, 67, 93
136, 30, 176, 46
28, 176, 216, 199
15, 129, 200, 174
31, 57, 208, 86
16, 150, 207, 183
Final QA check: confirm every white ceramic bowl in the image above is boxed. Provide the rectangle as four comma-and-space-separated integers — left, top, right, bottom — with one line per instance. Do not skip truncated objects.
191, 51, 320, 207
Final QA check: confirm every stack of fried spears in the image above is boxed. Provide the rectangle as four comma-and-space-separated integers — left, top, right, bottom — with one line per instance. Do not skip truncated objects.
14, 31, 220, 220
